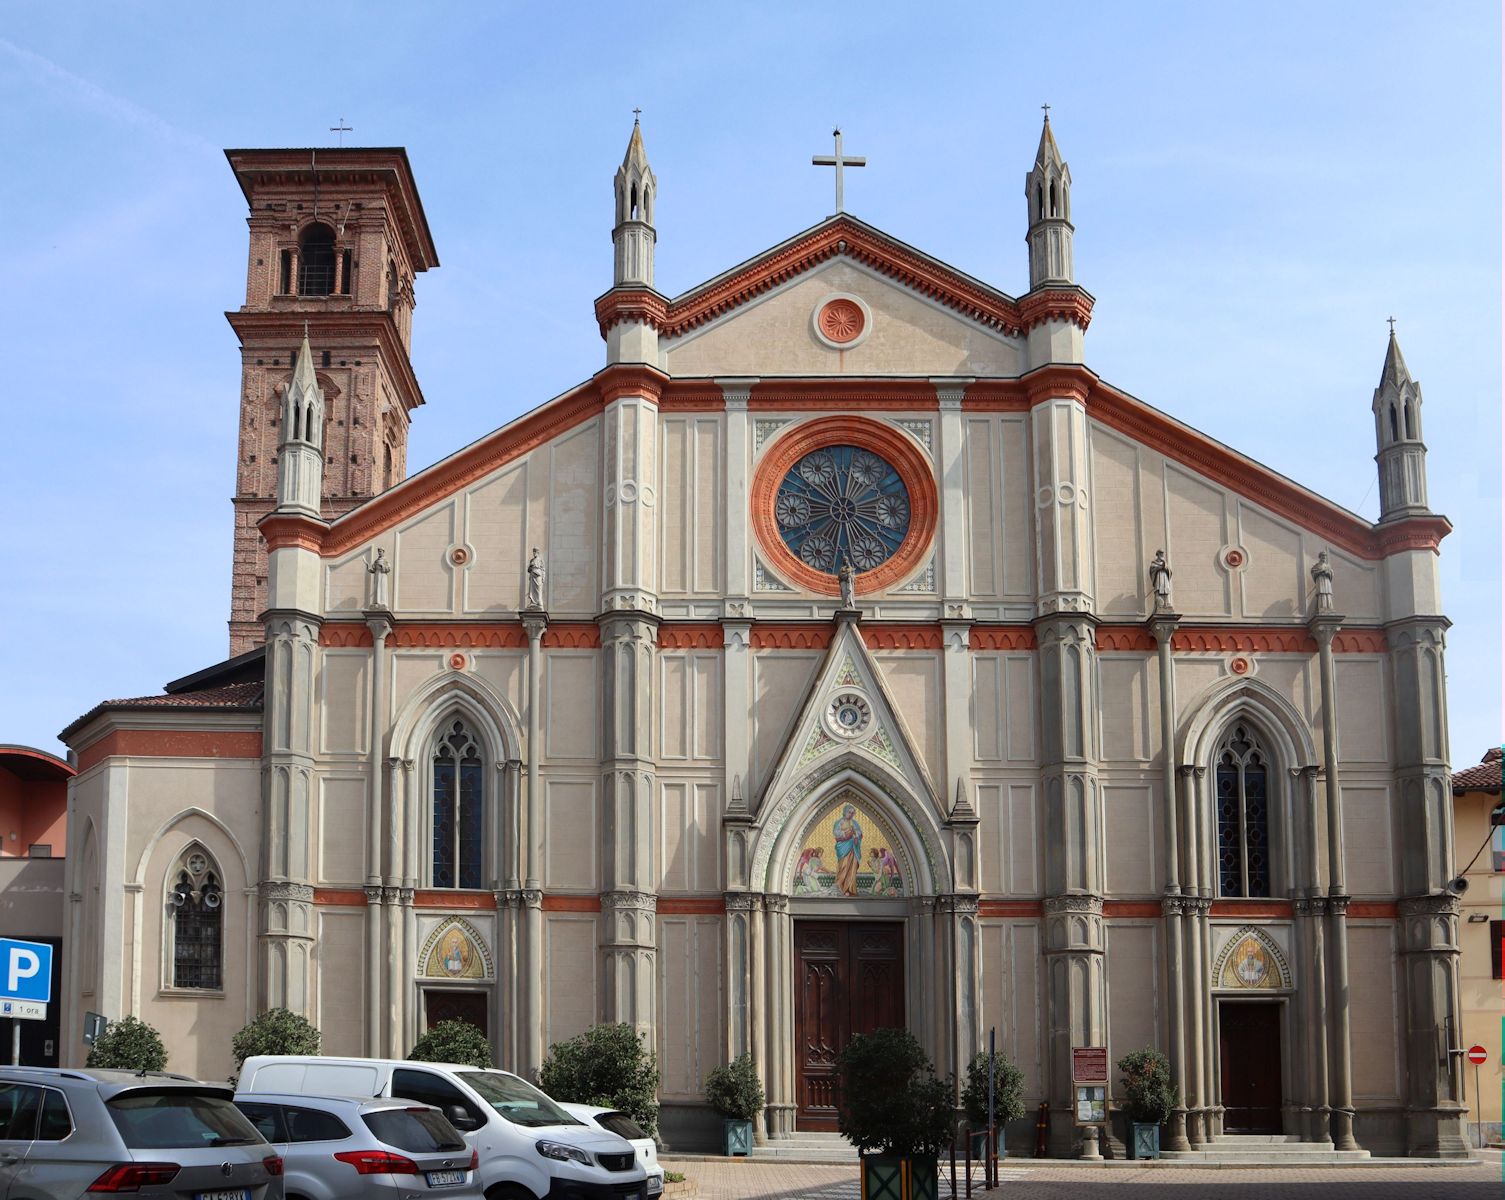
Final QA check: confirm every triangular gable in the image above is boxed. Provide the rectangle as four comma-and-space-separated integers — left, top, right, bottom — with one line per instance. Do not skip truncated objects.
596, 214, 1094, 341
757, 617, 938, 817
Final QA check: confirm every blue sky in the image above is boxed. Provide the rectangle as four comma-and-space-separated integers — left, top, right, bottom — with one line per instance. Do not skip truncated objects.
0, 2, 1499, 765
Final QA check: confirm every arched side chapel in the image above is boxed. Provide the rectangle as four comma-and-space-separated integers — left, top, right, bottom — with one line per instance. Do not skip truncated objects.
57, 121, 1467, 1159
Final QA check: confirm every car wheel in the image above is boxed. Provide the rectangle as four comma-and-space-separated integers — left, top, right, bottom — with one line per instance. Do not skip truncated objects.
486, 1186, 538, 1200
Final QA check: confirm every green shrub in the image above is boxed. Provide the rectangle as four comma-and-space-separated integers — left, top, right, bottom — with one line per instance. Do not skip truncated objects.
1117, 1046, 1177, 1125
408, 1019, 494, 1069
540, 1023, 660, 1137
85, 1015, 167, 1072
704, 1053, 765, 1120
960, 1049, 1026, 1129
836, 1028, 954, 1158
232, 1008, 322, 1073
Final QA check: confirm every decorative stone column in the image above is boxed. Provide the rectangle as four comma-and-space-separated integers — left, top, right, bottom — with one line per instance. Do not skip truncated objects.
521, 613, 547, 1076
761, 893, 795, 1138
1043, 894, 1106, 1155
601, 888, 658, 1040
1388, 616, 1468, 1156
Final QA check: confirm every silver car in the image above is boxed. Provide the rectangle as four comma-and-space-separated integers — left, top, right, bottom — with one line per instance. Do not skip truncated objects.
233, 1093, 481, 1199
0, 1066, 282, 1200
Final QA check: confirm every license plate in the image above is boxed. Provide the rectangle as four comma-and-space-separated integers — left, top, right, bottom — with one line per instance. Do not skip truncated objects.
426, 1170, 466, 1187
196, 1191, 250, 1200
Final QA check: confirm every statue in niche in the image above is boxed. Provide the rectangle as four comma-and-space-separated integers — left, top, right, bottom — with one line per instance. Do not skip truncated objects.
526, 547, 545, 610
1311, 550, 1335, 614
1148, 548, 1172, 612
366, 547, 391, 609
838, 556, 857, 611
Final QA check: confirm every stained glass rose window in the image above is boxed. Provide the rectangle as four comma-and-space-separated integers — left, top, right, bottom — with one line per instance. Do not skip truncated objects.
774, 445, 911, 574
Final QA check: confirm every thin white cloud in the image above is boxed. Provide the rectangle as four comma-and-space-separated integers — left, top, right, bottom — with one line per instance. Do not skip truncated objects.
0, 36, 214, 155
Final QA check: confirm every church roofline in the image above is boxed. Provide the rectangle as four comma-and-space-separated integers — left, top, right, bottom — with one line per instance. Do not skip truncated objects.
224, 146, 439, 270
290, 361, 1448, 568
595, 214, 1090, 341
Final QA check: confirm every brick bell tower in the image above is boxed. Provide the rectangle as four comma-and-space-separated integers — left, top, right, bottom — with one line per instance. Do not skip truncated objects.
224, 147, 439, 653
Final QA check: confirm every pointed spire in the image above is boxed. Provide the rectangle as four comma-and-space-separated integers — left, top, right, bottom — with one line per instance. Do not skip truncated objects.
1034, 106, 1064, 169
951, 777, 977, 820
613, 114, 657, 289
276, 329, 325, 515
1025, 108, 1074, 289
622, 114, 649, 171
1378, 325, 1412, 391
1370, 320, 1429, 519
291, 327, 320, 402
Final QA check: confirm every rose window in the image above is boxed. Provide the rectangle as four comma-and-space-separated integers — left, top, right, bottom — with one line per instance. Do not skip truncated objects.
825, 692, 872, 739
775, 445, 911, 574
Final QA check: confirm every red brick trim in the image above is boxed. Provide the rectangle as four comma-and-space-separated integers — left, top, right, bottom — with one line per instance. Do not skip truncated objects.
1332, 630, 1389, 653
862, 625, 944, 651
748, 378, 942, 412
77, 730, 263, 774
969, 627, 1037, 651
391, 624, 529, 649
657, 896, 727, 915
414, 890, 496, 910
542, 624, 602, 649
658, 624, 723, 650
1173, 628, 1317, 654
313, 889, 368, 906
978, 900, 1044, 917
750, 624, 833, 650
259, 512, 328, 553
1096, 627, 1159, 652
541, 895, 601, 913
1103, 901, 1163, 917
1209, 900, 1294, 918
1346, 901, 1400, 918
1018, 288, 1095, 332
320, 625, 374, 648
960, 380, 1031, 411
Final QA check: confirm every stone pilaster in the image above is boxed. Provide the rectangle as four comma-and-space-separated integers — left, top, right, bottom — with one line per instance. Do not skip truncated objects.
762, 893, 796, 1138
1399, 891, 1470, 1156
259, 612, 321, 1018
600, 889, 658, 1043
724, 891, 757, 1062
1042, 894, 1106, 1155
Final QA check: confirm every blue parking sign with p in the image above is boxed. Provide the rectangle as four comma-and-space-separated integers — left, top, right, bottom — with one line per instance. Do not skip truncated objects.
0, 939, 52, 1004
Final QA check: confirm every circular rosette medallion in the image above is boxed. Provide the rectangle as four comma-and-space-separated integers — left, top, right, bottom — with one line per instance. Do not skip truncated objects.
774, 445, 911, 577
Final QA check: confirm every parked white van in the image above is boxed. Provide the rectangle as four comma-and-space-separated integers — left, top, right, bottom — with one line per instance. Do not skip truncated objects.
239, 1056, 648, 1200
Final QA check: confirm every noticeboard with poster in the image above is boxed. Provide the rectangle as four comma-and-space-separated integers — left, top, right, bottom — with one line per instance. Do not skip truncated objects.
1074, 1084, 1107, 1125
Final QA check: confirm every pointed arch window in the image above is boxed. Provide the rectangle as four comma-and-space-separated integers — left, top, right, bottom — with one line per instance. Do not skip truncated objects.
432, 718, 484, 889
1215, 723, 1272, 898
298, 223, 336, 296
168, 846, 223, 990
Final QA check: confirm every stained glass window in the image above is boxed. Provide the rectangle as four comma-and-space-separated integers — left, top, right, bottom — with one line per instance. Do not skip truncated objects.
169, 848, 223, 990
1215, 723, 1271, 898
775, 445, 910, 574
433, 718, 484, 889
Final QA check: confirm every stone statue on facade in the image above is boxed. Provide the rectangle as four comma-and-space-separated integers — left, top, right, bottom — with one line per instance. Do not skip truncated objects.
366, 547, 391, 610
526, 547, 545, 610
1149, 548, 1173, 612
1311, 549, 1335, 614
838, 556, 857, 611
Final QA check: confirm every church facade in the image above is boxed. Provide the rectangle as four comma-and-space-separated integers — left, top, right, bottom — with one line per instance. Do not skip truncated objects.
59, 120, 1469, 1157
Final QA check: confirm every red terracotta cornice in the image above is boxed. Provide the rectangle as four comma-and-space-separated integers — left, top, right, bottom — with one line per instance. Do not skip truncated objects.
658, 896, 727, 915
654, 216, 1027, 339
596, 362, 669, 406
542, 624, 601, 649
1331, 630, 1388, 653
969, 627, 1037, 651
320, 625, 374, 648
658, 624, 723, 650
541, 895, 601, 913
258, 512, 328, 553
1096, 627, 1159, 652
1103, 901, 1162, 917
1346, 901, 1399, 918
594, 288, 670, 338
1209, 900, 1293, 918
1025, 363, 1094, 406
862, 625, 944, 651
313, 889, 367, 907
978, 900, 1044, 917
1173, 628, 1317, 654
77, 730, 263, 774
750, 624, 833, 650
749, 378, 941, 412
389, 624, 529, 650
1374, 515, 1453, 556
414, 890, 496, 910
960, 379, 1030, 412
1017, 287, 1095, 332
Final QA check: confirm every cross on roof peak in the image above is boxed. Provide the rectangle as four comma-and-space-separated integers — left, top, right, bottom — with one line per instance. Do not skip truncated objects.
811, 127, 866, 215
329, 117, 353, 146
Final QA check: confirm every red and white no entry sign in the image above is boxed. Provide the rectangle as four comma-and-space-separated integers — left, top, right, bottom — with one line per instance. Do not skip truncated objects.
1466, 1044, 1488, 1065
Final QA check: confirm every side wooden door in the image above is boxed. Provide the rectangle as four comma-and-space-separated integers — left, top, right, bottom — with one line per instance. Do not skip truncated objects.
1219, 1001, 1283, 1132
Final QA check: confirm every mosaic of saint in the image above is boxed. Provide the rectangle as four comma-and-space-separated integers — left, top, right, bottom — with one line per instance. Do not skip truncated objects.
792, 799, 904, 897
1218, 931, 1281, 990
422, 922, 486, 980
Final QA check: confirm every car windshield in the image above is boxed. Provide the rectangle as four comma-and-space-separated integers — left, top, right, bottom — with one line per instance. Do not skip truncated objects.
596, 1111, 647, 1140
456, 1072, 581, 1129
108, 1089, 264, 1149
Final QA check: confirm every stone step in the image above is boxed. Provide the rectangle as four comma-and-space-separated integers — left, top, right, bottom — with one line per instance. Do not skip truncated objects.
1159, 1148, 1371, 1164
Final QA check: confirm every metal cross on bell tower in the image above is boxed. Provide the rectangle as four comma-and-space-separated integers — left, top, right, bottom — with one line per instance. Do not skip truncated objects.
812, 127, 866, 214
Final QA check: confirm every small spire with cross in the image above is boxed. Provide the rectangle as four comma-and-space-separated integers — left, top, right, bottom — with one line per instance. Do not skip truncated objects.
632, 106, 642, 125
1041, 102, 1051, 122
1387, 315, 1397, 336
812, 127, 866, 215
329, 117, 353, 146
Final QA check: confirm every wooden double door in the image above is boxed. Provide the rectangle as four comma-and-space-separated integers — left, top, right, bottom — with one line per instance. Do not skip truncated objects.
424, 989, 488, 1035
795, 921, 905, 1130
1219, 1001, 1283, 1132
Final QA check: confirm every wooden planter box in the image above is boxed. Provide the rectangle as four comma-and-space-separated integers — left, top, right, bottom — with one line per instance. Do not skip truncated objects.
860, 1155, 939, 1200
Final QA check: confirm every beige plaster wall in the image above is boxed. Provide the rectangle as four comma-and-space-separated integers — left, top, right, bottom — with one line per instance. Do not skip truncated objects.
980, 919, 1045, 1097
660, 415, 723, 598
664, 261, 1023, 379
657, 915, 723, 1098
963, 415, 1034, 599
1089, 423, 1383, 622
1106, 922, 1162, 1056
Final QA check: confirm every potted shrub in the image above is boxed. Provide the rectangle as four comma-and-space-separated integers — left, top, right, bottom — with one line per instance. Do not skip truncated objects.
1117, 1047, 1176, 1160
838, 1029, 953, 1200
85, 1015, 167, 1072
540, 1022, 661, 1138
960, 1049, 1025, 1160
704, 1053, 764, 1156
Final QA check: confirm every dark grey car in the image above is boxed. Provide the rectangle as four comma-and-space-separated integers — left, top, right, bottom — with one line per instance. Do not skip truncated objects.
0, 1067, 282, 1200
233, 1093, 480, 1200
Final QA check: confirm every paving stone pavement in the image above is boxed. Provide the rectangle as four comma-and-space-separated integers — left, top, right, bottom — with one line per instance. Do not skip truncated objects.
661, 1156, 1504, 1200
